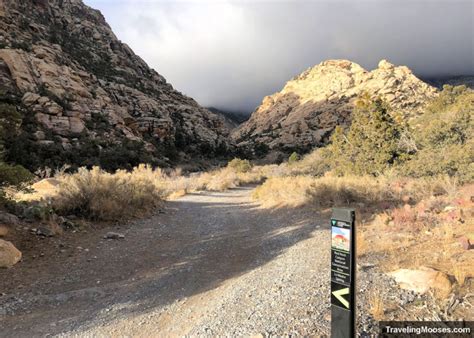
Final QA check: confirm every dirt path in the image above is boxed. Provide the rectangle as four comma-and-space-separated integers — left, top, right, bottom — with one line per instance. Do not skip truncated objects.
1, 186, 332, 337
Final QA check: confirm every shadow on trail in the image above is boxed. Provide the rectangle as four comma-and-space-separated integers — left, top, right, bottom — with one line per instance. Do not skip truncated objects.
0, 186, 328, 336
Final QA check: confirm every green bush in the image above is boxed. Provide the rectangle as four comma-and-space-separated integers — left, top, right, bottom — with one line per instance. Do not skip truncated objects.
227, 158, 252, 173
0, 163, 33, 187
0, 103, 22, 143
254, 142, 269, 157
288, 152, 300, 165
0, 103, 33, 187
318, 87, 474, 182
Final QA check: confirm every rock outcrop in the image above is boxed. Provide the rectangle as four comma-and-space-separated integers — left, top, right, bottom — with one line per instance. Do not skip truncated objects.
233, 59, 438, 153
0, 0, 231, 169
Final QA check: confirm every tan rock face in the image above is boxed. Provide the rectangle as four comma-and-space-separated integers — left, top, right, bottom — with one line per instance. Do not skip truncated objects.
0, 239, 22, 268
233, 59, 438, 153
0, 0, 231, 167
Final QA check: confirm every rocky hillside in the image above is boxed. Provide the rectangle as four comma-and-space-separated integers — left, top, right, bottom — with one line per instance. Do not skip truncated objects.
423, 75, 474, 90
0, 0, 231, 171
233, 59, 438, 154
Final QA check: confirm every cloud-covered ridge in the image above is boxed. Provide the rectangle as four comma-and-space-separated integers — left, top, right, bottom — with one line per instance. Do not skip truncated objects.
85, 0, 474, 112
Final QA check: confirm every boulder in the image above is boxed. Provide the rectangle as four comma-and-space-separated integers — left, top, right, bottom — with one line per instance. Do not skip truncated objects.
22, 92, 40, 106
0, 212, 20, 225
389, 267, 452, 298
35, 225, 55, 237
0, 239, 22, 268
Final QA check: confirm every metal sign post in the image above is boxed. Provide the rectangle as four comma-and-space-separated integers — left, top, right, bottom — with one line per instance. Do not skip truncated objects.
331, 208, 356, 338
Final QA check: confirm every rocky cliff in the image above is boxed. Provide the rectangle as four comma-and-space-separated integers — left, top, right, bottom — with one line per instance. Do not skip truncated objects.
0, 0, 231, 171
233, 59, 438, 154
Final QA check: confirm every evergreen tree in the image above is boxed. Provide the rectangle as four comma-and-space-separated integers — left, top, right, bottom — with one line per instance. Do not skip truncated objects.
0, 103, 32, 188
326, 93, 405, 176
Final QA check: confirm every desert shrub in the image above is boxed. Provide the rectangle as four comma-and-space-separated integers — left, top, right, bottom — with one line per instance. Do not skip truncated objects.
288, 152, 300, 165
52, 166, 163, 220
0, 163, 33, 187
11, 40, 32, 52
227, 158, 252, 173
198, 167, 263, 191
0, 103, 33, 205
287, 148, 331, 176
254, 142, 269, 157
401, 85, 474, 182
6, 130, 156, 173
205, 168, 240, 191
402, 143, 473, 182
253, 176, 315, 207
252, 174, 456, 209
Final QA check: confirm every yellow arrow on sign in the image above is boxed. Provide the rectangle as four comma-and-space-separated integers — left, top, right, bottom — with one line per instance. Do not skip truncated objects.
332, 287, 350, 309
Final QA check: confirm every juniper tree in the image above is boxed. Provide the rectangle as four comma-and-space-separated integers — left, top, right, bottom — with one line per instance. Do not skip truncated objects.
326, 93, 406, 176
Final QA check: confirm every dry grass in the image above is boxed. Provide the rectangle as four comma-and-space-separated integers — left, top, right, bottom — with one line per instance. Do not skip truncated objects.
357, 232, 369, 257
453, 264, 467, 286
253, 174, 398, 208
253, 176, 315, 207
16, 162, 266, 221
171, 166, 265, 193
368, 290, 385, 321
253, 173, 465, 210
52, 165, 164, 221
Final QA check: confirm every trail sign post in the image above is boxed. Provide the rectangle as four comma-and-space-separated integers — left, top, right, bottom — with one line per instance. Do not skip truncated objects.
331, 208, 356, 338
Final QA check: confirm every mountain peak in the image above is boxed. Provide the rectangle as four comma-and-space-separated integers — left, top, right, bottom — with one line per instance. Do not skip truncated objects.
233, 59, 437, 154
378, 59, 395, 70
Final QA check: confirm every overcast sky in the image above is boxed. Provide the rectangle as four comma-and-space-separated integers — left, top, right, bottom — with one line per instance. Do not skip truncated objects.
84, 0, 474, 113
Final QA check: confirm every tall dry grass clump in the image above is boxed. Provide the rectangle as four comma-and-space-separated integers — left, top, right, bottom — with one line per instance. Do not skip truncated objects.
53, 165, 164, 220
199, 167, 265, 191
253, 175, 396, 208
253, 176, 315, 207
252, 174, 458, 209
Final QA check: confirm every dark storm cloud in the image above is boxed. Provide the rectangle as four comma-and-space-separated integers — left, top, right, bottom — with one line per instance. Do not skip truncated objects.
84, 0, 474, 112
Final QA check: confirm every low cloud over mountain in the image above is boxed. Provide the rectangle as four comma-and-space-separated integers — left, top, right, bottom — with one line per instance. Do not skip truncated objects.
86, 0, 473, 112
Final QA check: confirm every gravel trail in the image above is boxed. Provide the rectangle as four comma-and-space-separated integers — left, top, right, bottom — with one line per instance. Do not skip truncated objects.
1, 186, 333, 337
